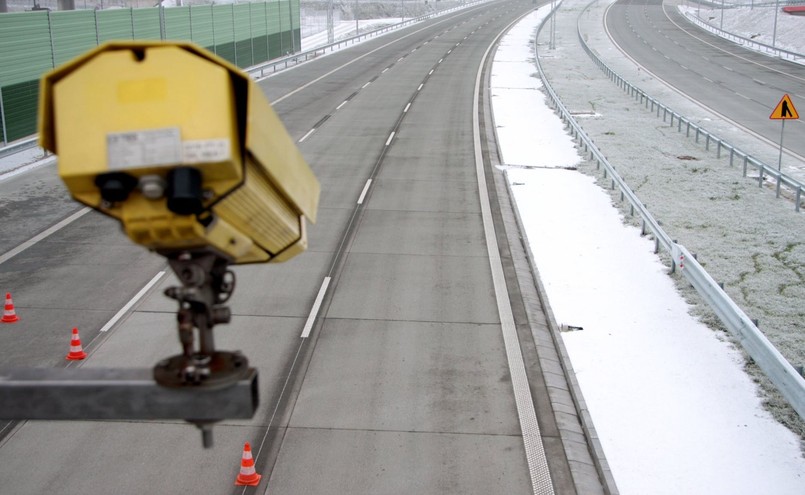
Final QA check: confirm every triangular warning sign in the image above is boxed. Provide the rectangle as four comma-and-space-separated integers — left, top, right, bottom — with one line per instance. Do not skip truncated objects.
770, 94, 799, 120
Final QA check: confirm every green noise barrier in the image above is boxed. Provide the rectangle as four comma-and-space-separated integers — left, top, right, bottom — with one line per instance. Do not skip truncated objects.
0, 0, 300, 144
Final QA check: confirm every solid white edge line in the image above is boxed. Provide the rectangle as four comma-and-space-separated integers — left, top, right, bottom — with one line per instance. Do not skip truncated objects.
301, 277, 331, 338
357, 179, 373, 204
299, 128, 316, 143
100, 271, 167, 332
0, 207, 92, 266
336, 100, 348, 110
473, 12, 554, 495
385, 131, 395, 146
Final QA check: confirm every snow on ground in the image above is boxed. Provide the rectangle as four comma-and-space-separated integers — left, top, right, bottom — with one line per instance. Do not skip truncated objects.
681, 2, 805, 57
301, 19, 403, 51
493, 7, 805, 495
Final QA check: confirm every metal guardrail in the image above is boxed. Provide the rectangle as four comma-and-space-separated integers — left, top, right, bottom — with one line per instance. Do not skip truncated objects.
578, 14, 804, 211
683, 10, 805, 64
533, 1, 805, 421
247, 0, 489, 79
0, 137, 39, 161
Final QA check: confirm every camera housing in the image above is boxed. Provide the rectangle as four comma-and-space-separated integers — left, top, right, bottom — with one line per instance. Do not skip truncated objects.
39, 41, 319, 264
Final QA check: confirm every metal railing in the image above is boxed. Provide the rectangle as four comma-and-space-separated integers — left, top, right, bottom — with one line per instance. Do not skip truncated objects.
246, 0, 488, 79
0, 136, 39, 161
683, 10, 805, 64
533, 1, 805, 421
578, 7, 804, 211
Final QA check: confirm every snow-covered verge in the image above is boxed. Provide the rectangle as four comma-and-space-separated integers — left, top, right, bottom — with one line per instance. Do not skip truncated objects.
542, 0, 805, 438
493, 6, 805, 495
681, 2, 805, 57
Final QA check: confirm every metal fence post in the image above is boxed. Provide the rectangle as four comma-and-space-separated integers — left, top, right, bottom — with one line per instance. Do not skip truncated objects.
0, 86, 7, 146
94, 9, 100, 46
290, 0, 296, 52
211, 4, 217, 55
249, 3, 254, 65
47, 9, 57, 68
231, 3, 237, 66
159, 5, 166, 40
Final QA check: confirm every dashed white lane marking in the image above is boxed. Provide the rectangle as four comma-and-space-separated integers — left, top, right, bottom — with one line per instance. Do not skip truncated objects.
336, 100, 348, 110
299, 128, 316, 143
404, 102, 411, 113
100, 271, 166, 332
357, 179, 373, 205
417, 83, 424, 91
300, 277, 331, 338
385, 131, 396, 146
362, 81, 371, 89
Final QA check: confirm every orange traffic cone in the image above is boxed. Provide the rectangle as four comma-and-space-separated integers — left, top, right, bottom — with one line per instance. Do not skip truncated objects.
65, 327, 87, 360
234, 442, 261, 486
1, 292, 19, 323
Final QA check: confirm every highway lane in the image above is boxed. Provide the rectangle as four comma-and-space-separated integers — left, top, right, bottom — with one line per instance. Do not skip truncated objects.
605, 0, 805, 159
0, 2, 605, 493
0, 1, 497, 438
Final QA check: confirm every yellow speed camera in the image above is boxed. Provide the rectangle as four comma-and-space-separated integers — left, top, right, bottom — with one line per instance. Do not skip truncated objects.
39, 41, 319, 264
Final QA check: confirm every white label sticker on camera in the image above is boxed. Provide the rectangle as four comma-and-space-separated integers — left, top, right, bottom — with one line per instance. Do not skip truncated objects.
107, 128, 182, 170
182, 139, 231, 164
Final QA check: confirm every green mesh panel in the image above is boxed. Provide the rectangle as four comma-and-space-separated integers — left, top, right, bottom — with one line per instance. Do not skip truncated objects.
164, 7, 191, 41
97, 9, 134, 44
